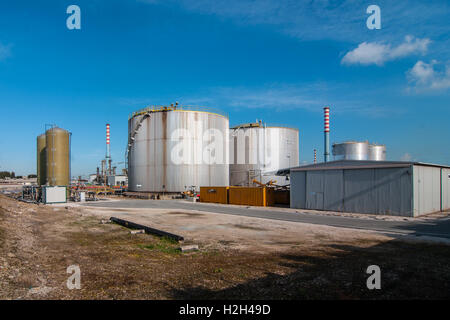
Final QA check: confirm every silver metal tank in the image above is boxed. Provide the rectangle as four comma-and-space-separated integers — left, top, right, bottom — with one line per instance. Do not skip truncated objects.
368, 144, 386, 161
229, 123, 299, 186
127, 106, 229, 193
332, 141, 369, 161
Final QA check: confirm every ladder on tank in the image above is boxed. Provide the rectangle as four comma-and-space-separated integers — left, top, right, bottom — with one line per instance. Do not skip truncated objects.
124, 112, 152, 170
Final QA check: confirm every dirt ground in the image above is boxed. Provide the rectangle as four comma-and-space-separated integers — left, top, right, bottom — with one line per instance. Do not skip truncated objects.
1, 194, 450, 300
75, 203, 399, 253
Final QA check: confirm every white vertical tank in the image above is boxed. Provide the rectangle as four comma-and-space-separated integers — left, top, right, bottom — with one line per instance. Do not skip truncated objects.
127, 106, 229, 193
368, 144, 386, 161
229, 123, 299, 186
332, 141, 369, 161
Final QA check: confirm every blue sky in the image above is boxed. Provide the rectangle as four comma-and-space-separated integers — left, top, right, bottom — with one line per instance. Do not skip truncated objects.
0, 0, 449, 176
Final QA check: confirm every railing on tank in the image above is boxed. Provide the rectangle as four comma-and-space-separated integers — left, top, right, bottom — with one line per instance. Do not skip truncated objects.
128, 104, 229, 120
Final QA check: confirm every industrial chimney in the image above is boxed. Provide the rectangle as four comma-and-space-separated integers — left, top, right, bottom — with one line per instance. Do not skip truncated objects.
324, 107, 330, 162
106, 123, 112, 176
106, 123, 111, 159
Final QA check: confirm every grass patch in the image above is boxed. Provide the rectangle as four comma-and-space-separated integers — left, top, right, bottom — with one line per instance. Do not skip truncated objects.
138, 236, 181, 255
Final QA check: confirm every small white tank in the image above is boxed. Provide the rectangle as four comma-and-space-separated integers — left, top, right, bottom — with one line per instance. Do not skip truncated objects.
332, 141, 369, 161
368, 144, 386, 161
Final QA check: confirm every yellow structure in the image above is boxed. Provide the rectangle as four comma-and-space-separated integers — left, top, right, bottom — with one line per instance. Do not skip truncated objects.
200, 186, 276, 207
199, 186, 229, 204
36, 134, 47, 186
228, 187, 275, 207
46, 127, 71, 186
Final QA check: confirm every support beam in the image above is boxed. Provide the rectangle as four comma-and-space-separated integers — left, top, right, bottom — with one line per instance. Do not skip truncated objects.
110, 216, 184, 241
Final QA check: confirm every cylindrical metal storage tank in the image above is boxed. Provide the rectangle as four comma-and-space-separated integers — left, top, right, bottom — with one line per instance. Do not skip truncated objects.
127, 106, 229, 193
332, 141, 369, 161
229, 123, 299, 186
46, 127, 71, 186
36, 134, 47, 186
368, 144, 386, 161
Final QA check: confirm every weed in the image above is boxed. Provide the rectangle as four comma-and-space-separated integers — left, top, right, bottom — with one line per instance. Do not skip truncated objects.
138, 237, 181, 255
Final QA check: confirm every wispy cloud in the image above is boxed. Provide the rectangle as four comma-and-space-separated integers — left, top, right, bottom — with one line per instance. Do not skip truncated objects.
407, 60, 450, 92
341, 36, 430, 66
211, 84, 325, 111
167, 83, 404, 118
0, 42, 12, 61
142, 0, 450, 46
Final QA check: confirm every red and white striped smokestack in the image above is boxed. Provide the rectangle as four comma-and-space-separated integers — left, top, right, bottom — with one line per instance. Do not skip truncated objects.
324, 107, 330, 133
324, 107, 330, 162
106, 123, 111, 159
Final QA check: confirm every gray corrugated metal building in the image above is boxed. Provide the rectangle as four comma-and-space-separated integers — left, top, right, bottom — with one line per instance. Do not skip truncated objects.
288, 160, 450, 217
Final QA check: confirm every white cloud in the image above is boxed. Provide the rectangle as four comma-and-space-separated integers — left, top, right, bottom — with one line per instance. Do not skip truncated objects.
407, 60, 450, 91
341, 36, 430, 66
341, 42, 390, 66
408, 60, 436, 84
0, 42, 12, 61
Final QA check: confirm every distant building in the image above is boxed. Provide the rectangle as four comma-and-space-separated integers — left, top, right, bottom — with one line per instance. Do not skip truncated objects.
88, 174, 97, 183
107, 175, 127, 187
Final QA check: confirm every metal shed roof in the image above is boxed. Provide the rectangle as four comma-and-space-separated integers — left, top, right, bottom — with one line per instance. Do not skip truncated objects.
276, 160, 450, 175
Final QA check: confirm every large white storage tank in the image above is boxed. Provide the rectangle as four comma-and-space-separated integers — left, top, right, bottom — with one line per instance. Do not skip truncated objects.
127, 106, 229, 193
229, 122, 299, 186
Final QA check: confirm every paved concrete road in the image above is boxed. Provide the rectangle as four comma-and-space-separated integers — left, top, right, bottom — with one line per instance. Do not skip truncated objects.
84, 200, 450, 239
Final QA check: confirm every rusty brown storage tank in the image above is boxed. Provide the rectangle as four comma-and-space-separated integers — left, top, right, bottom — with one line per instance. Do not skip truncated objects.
127, 106, 229, 193
46, 127, 71, 186
36, 134, 47, 186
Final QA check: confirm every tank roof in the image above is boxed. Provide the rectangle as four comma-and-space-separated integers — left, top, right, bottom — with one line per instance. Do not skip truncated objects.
275, 160, 450, 175
333, 141, 369, 145
231, 122, 299, 131
129, 105, 228, 120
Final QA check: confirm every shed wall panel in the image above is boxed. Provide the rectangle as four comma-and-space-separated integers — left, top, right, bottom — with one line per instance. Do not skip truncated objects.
323, 169, 344, 211
343, 169, 376, 214
290, 166, 413, 216
441, 168, 450, 211
290, 171, 306, 209
306, 170, 325, 210
373, 167, 412, 216
414, 165, 441, 216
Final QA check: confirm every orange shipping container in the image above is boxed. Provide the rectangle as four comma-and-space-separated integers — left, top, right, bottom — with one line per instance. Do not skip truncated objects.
200, 186, 229, 204
228, 187, 275, 207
